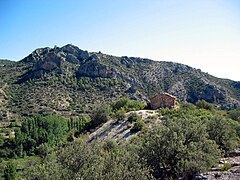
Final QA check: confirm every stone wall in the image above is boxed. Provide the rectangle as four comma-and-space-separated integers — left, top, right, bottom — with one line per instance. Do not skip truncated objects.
150, 93, 176, 109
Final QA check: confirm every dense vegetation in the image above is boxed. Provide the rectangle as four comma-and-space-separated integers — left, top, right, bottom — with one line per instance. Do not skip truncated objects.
1, 99, 240, 179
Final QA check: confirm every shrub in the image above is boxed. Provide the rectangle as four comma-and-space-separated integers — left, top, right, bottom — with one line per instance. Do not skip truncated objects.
112, 97, 129, 110
115, 109, 126, 121
37, 143, 51, 159
127, 112, 139, 123
8, 122, 21, 128
102, 139, 117, 152
91, 103, 111, 127
112, 97, 145, 112
221, 163, 232, 171
228, 110, 240, 122
196, 100, 214, 111
181, 102, 196, 110
131, 118, 145, 133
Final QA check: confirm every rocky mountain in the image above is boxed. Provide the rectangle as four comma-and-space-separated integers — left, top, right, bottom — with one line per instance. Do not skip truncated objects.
0, 44, 239, 120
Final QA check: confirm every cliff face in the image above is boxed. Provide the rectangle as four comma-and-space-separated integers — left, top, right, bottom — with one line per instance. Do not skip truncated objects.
0, 44, 239, 119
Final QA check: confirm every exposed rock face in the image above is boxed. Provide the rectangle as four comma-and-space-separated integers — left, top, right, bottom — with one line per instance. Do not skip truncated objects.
66, 54, 79, 64
88, 110, 161, 142
18, 45, 90, 82
33, 53, 62, 71
21, 47, 52, 63
61, 44, 89, 60
77, 54, 114, 78
195, 148, 240, 180
19, 53, 63, 82
169, 81, 187, 101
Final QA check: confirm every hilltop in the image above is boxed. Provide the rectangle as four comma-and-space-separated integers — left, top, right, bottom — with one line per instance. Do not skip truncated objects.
0, 44, 239, 120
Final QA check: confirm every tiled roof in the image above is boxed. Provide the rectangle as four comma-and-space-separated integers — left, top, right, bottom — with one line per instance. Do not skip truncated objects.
150, 92, 176, 100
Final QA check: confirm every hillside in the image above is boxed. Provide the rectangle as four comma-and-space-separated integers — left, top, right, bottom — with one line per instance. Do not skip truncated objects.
0, 44, 239, 121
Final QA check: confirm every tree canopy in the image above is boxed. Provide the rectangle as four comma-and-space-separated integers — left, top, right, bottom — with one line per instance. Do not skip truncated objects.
139, 117, 221, 179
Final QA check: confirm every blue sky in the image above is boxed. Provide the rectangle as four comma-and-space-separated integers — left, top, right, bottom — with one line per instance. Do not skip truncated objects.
1, 0, 240, 80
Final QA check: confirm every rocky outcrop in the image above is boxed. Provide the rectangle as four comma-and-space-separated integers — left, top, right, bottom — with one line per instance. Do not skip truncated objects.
77, 54, 114, 78
33, 53, 62, 71
88, 110, 160, 142
18, 45, 90, 82
169, 81, 187, 101
21, 47, 52, 63
61, 44, 89, 61
18, 53, 63, 82
195, 148, 240, 180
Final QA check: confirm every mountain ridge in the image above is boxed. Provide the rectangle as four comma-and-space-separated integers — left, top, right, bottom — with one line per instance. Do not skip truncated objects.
0, 44, 239, 121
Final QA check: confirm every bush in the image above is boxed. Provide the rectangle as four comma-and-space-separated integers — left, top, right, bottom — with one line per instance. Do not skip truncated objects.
221, 163, 232, 171
102, 139, 117, 152
112, 97, 129, 110
131, 118, 145, 133
112, 97, 145, 112
91, 103, 111, 127
115, 109, 126, 121
196, 100, 215, 111
127, 112, 139, 123
37, 143, 50, 159
181, 102, 196, 110
8, 122, 21, 128
228, 110, 240, 122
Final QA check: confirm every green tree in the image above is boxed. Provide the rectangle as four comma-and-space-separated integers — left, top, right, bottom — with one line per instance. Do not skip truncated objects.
139, 118, 221, 179
207, 115, 238, 152
15, 114, 68, 156
131, 117, 145, 133
91, 104, 111, 127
